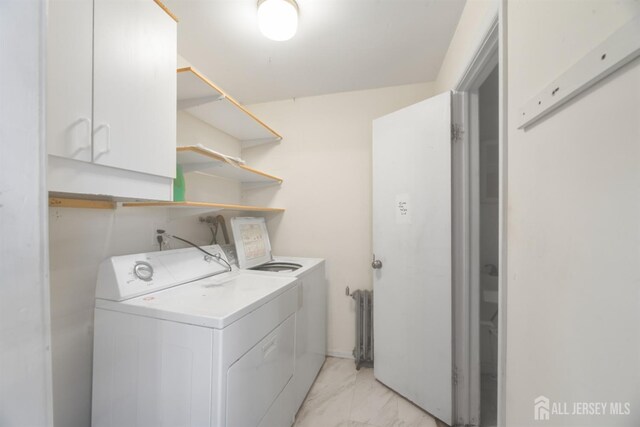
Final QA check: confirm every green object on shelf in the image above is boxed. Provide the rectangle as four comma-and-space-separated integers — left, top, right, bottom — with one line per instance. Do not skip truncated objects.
173, 164, 185, 201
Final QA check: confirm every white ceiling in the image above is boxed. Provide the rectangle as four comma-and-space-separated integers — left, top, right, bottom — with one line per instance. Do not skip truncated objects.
164, 0, 466, 104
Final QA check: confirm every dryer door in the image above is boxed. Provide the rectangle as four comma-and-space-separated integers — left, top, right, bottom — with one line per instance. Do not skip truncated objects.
226, 314, 295, 427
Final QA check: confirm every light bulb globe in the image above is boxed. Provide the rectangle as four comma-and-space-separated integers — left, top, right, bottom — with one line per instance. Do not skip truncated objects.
258, 0, 298, 41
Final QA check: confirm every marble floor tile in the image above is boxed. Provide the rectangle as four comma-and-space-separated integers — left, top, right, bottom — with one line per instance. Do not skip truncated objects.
294, 357, 439, 427
309, 357, 358, 394
350, 369, 398, 426
393, 396, 438, 427
294, 358, 357, 427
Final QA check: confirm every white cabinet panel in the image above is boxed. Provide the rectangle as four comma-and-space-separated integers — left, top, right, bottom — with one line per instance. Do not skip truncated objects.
93, 0, 176, 179
46, 0, 93, 161
48, 155, 173, 201
92, 310, 213, 427
293, 265, 327, 411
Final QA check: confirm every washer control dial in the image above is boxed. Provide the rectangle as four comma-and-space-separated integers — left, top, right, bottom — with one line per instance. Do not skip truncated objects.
133, 261, 154, 282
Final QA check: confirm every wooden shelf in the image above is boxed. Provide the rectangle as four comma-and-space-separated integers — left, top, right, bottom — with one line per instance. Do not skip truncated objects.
49, 197, 282, 214
49, 197, 116, 210
177, 67, 282, 148
177, 145, 282, 186
153, 0, 178, 22
121, 201, 285, 213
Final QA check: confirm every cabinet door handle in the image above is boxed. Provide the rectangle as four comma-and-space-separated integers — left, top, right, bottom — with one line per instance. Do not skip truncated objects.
93, 123, 111, 160
262, 335, 277, 359
70, 117, 92, 157
78, 117, 92, 151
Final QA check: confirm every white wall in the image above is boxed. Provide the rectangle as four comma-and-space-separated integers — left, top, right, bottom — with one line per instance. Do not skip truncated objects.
242, 82, 435, 355
0, 0, 53, 425
434, 0, 498, 93
505, 3, 640, 426
49, 111, 241, 427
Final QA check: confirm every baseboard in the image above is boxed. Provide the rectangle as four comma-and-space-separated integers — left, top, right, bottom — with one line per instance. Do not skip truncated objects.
326, 350, 354, 360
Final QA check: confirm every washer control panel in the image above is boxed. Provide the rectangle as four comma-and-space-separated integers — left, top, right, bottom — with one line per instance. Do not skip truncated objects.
96, 245, 230, 301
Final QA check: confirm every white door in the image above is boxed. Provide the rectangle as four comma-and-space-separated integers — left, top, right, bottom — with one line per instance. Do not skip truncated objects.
93, 0, 176, 178
373, 91, 453, 425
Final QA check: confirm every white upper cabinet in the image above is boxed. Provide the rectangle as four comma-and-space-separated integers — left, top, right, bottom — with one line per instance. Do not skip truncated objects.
93, 0, 176, 177
46, 0, 93, 161
47, 0, 177, 200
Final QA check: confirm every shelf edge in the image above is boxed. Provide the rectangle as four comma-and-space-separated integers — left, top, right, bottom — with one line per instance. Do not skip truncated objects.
177, 146, 283, 183
238, 164, 283, 183
176, 67, 283, 141
153, 0, 179, 22
121, 201, 285, 213
49, 197, 117, 210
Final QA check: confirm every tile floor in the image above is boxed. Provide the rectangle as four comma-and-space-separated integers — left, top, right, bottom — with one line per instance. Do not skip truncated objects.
293, 357, 442, 427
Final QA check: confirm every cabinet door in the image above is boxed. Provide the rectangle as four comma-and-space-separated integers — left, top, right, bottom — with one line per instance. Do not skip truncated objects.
46, 0, 93, 161
93, 0, 176, 178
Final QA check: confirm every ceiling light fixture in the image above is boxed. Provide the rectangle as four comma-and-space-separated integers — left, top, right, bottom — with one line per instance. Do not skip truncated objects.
257, 0, 299, 42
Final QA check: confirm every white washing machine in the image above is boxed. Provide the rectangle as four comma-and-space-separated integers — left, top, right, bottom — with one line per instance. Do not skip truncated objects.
91, 244, 301, 427
229, 217, 327, 413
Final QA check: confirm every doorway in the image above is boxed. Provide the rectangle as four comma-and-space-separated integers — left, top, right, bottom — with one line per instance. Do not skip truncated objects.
450, 11, 501, 427
476, 66, 499, 427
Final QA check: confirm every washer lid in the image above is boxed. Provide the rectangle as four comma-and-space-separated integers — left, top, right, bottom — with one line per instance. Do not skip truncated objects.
230, 217, 273, 269
95, 271, 297, 329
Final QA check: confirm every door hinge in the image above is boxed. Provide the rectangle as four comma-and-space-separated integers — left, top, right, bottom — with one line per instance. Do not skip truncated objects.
452, 367, 459, 386
451, 123, 463, 143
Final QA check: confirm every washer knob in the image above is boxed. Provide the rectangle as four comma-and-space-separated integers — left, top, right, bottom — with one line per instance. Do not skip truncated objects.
133, 261, 154, 282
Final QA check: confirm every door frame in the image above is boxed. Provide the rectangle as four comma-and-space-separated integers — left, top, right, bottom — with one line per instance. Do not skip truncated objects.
451, 6, 506, 426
